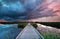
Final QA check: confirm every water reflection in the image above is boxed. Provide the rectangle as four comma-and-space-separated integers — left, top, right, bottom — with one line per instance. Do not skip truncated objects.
0, 24, 20, 39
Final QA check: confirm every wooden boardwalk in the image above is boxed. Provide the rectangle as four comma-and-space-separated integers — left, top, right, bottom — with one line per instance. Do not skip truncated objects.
16, 23, 44, 39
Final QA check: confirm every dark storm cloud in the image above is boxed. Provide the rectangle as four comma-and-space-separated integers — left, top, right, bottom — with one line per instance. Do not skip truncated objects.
0, 0, 43, 20
0, 0, 59, 21
0, 0, 27, 20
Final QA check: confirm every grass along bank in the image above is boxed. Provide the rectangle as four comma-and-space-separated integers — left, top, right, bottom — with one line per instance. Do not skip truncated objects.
36, 23, 60, 39
41, 32, 60, 39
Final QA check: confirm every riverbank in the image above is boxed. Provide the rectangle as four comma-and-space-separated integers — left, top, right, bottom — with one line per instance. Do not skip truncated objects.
37, 23, 60, 39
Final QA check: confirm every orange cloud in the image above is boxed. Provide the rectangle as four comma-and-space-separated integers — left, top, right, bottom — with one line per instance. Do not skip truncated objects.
47, 0, 60, 15
0, 20, 8, 22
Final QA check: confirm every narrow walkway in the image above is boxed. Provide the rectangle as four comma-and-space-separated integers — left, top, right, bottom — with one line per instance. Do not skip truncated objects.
16, 23, 44, 39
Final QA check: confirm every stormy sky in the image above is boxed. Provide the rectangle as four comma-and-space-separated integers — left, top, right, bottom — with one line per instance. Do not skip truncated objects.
0, 0, 60, 21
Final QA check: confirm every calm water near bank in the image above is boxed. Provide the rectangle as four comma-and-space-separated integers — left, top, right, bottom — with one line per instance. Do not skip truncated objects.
0, 24, 22, 39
